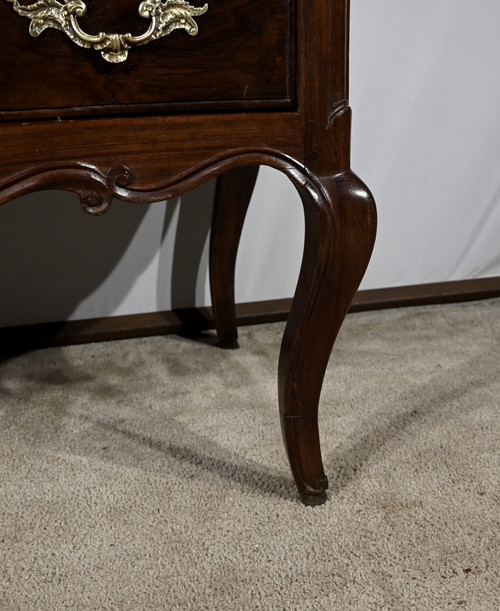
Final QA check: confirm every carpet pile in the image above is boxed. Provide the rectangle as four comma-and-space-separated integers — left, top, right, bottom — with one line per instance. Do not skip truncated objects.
1, 300, 498, 609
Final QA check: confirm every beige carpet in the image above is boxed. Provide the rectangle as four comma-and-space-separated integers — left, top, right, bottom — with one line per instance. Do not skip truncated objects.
1, 299, 499, 610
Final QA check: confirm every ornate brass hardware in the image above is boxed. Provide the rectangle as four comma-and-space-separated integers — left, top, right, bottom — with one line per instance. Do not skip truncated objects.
7, 0, 208, 63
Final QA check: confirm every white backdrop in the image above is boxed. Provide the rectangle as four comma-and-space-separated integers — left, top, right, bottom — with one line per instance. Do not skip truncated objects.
1, 0, 499, 328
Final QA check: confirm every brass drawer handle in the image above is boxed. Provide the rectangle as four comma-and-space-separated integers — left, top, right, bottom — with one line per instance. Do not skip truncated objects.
7, 0, 208, 63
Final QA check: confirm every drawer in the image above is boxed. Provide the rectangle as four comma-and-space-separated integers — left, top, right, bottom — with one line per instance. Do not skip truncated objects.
0, 0, 295, 119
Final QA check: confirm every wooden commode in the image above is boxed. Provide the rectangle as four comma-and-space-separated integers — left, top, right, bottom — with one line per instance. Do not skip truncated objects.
0, 0, 377, 505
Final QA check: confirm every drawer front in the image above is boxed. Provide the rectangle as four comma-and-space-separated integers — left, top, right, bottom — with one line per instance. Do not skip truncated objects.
0, 0, 295, 119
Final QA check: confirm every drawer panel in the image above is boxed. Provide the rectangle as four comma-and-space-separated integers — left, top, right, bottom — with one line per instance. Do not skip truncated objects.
0, 0, 295, 119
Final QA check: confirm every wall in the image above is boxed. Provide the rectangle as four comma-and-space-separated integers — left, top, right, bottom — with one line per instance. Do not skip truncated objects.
1, 0, 499, 327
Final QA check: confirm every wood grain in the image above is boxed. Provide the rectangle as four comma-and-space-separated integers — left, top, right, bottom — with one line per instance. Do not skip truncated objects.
0, 0, 295, 119
0, 1, 378, 506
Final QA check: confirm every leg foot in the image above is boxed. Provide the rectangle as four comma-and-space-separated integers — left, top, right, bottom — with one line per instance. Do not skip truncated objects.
281, 413, 329, 505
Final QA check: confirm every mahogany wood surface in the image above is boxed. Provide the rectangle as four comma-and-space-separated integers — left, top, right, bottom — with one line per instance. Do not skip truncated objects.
210, 165, 259, 349
0, 0, 295, 119
0, 0, 377, 505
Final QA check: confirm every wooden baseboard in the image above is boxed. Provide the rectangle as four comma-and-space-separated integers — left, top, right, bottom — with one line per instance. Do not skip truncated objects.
349, 276, 500, 312
2, 277, 499, 353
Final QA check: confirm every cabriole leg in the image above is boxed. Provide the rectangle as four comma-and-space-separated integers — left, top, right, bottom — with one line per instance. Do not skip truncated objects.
279, 171, 377, 505
209, 165, 259, 349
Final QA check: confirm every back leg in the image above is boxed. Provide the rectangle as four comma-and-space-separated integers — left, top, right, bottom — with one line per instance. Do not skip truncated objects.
209, 165, 259, 348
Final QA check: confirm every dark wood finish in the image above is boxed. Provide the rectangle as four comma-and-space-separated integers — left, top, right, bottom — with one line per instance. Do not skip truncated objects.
210, 165, 259, 348
0, 0, 377, 505
0, 0, 295, 119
